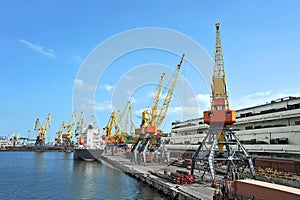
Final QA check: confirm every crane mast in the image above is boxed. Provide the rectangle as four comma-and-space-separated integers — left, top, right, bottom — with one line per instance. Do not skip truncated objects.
204, 23, 236, 126
212, 22, 229, 110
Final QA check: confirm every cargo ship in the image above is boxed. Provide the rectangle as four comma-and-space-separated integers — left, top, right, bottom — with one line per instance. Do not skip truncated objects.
74, 123, 106, 161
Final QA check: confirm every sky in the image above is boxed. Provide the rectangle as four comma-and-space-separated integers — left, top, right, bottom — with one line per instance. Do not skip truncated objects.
1, 1, 300, 141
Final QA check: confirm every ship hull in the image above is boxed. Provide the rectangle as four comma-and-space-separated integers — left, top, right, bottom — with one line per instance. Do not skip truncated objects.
74, 149, 104, 161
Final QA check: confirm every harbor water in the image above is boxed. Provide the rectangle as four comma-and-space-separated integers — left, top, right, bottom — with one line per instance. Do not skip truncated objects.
0, 151, 167, 200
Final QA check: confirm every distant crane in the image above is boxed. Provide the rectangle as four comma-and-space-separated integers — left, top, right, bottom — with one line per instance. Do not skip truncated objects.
122, 100, 136, 136
35, 114, 51, 148
10, 132, 20, 146
55, 121, 66, 145
103, 111, 119, 143
132, 54, 184, 163
104, 100, 134, 151
62, 112, 77, 149
191, 23, 255, 181
114, 100, 134, 144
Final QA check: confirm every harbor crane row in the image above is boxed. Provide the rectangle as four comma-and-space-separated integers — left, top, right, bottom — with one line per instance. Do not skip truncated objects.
132, 54, 185, 163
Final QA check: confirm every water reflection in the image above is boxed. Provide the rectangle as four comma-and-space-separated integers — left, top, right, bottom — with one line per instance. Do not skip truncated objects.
0, 152, 167, 200
72, 161, 166, 200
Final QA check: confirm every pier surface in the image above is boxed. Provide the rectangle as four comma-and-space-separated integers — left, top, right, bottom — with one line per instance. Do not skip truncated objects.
101, 152, 215, 200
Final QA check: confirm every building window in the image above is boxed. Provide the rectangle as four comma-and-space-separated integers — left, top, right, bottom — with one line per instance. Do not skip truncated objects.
295, 121, 300, 125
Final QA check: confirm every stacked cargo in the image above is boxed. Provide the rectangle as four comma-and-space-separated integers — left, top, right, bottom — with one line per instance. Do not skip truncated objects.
149, 169, 196, 185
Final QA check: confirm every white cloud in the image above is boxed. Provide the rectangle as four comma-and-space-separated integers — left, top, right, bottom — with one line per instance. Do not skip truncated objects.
147, 90, 168, 101
75, 97, 113, 112
74, 79, 85, 90
74, 79, 94, 91
147, 90, 156, 99
18, 39, 55, 58
195, 93, 211, 110
231, 90, 300, 109
130, 97, 136, 104
94, 100, 113, 112
167, 106, 186, 116
104, 84, 113, 92
99, 84, 114, 92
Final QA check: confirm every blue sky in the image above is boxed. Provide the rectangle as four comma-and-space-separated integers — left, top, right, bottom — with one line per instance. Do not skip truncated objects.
1, 1, 300, 141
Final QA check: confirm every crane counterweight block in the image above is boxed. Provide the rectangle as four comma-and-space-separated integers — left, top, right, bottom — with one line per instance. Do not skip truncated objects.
204, 110, 236, 125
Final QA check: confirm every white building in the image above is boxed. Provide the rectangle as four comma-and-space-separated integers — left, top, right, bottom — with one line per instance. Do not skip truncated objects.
165, 96, 300, 159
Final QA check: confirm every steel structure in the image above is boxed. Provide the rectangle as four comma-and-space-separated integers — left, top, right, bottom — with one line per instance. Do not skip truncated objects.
104, 100, 134, 154
34, 114, 51, 148
191, 23, 256, 181
132, 54, 184, 163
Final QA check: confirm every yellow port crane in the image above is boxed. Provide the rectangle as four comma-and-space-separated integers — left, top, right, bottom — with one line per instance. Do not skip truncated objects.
137, 54, 184, 136
10, 132, 20, 141
122, 101, 136, 136
10, 132, 20, 146
14, 132, 20, 146
35, 114, 51, 148
10, 132, 14, 141
103, 111, 119, 142
191, 23, 255, 180
132, 54, 184, 163
16, 132, 20, 141
114, 100, 133, 144
55, 121, 66, 145
62, 112, 77, 148
149, 73, 165, 130
104, 100, 134, 145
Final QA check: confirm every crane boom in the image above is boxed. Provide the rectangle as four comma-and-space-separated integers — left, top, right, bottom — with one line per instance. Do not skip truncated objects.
119, 100, 135, 134
41, 114, 51, 139
115, 100, 132, 143
117, 100, 131, 128
124, 103, 135, 134
55, 121, 66, 144
156, 54, 184, 128
150, 73, 165, 128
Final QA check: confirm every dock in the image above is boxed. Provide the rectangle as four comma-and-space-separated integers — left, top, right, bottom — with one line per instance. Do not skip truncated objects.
101, 152, 215, 200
